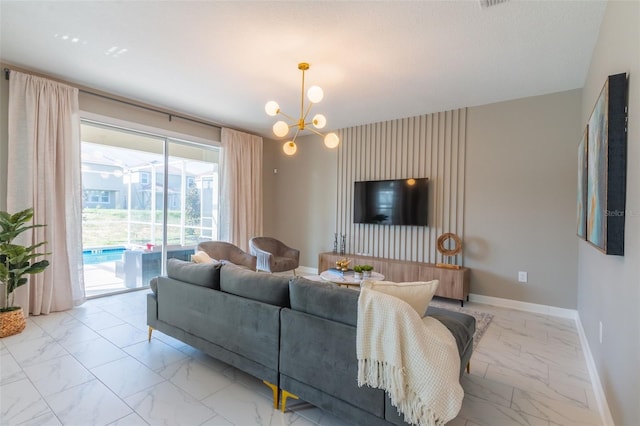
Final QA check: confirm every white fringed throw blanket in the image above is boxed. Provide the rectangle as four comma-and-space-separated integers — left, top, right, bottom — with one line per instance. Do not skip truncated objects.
356, 287, 463, 426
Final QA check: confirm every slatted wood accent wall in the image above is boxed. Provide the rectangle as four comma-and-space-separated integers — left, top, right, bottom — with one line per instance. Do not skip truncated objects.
336, 108, 467, 265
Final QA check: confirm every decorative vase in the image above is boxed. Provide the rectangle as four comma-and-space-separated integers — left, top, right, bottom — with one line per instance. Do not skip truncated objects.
354, 272, 363, 280
363, 271, 371, 278
0, 308, 26, 338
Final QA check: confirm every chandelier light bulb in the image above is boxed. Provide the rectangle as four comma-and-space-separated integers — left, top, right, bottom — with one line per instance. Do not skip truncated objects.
324, 132, 339, 149
273, 120, 289, 138
312, 114, 327, 129
307, 85, 324, 103
265, 101, 280, 116
283, 141, 297, 156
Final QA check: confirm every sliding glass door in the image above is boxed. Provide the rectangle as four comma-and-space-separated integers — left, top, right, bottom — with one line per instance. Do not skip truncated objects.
80, 121, 219, 297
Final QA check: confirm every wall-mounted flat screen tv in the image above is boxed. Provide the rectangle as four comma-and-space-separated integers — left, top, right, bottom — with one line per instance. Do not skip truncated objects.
353, 178, 429, 226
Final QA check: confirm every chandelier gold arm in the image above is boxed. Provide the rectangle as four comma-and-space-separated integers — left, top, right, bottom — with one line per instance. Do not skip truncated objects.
306, 127, 324, 137
301, 102, 313, 127
278, 110, 296, 122
290, 126, 302, 144
299, 63, 307, 127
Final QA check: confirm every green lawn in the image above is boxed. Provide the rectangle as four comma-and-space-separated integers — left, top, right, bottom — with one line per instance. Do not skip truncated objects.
82, 208, 203, 248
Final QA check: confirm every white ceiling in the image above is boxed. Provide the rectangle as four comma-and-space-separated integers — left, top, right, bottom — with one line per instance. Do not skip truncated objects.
0, 1, 606, 139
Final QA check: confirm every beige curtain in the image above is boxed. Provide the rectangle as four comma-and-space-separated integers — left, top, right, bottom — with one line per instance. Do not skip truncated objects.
220, 128, 263, 252
7, 71, 85, 315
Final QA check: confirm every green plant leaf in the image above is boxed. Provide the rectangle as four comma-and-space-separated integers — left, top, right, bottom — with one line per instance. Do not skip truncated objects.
0, 208, 49, 309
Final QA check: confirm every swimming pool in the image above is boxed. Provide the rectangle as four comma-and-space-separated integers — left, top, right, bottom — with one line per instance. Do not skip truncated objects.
82, 247, 126, 265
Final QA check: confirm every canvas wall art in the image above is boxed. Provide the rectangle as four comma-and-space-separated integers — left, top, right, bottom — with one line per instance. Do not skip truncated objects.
585, 73, 628, 255
576, 127, 587, 239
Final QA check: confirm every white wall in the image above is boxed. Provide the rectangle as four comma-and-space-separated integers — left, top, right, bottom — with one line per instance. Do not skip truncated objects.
578, 1, 640, 424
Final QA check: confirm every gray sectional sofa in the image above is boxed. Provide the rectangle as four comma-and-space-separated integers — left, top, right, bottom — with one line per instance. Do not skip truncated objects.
147, 259, 290, 402
147, 259, 476, 425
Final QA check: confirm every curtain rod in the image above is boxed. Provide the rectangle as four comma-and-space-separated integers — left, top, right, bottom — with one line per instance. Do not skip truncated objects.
3, 67, 221, 130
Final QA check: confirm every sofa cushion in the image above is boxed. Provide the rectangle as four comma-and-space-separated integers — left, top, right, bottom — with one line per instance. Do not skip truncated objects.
166, 258, 221, 290
220, 265, 290, 307
361, 280, 439, 316
289, 277, 359, 327
149, 276, 159, 294
425, 306, 476, 356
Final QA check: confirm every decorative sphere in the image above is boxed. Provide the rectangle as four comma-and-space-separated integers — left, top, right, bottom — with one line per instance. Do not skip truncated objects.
324, 132, 339, 149
265, 101, 279, 116
312, 114, 327, 129
307, 86, 324, 103
273, 121, 289, 138
283, 141, 297, 156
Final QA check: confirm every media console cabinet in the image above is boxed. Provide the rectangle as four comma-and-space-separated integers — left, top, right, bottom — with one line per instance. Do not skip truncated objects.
318, 252, 470, 306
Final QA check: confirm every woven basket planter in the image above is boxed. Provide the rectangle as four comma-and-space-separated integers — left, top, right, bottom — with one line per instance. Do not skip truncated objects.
0, 308, 26, 338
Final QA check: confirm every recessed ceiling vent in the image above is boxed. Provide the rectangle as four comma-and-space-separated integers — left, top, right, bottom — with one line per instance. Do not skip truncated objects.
478, 0, 509, 9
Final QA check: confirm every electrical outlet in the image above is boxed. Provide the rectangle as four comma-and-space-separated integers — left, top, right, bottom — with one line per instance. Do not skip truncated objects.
599, 321, 603, 344
518, 271, 528, 283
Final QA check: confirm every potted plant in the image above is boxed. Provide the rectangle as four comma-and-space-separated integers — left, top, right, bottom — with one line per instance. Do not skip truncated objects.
0, 208, 50, 337
353, 265, 363, 280
362, 264, 374, 278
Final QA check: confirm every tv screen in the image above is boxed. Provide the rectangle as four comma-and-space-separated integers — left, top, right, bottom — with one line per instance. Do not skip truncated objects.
353, 178, 429, 226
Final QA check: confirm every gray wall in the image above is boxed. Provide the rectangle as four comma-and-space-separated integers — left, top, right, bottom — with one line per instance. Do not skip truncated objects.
465, 90, 582, 308
578, 1, 640, 424
263, 134, 338, 267
265, 90, 581, 313
0, 69, 8, 212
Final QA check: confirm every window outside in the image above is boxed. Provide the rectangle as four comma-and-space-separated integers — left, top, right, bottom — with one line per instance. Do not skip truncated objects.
81, 122, 219, 297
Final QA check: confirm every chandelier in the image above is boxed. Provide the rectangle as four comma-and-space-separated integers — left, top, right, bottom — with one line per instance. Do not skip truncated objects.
265, 62, 339, 155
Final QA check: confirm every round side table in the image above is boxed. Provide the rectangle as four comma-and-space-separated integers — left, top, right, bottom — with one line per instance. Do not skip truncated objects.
319, 270, 384, 288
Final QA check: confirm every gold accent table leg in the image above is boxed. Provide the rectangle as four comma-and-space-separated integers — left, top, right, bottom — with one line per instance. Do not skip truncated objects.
263, 381, 279, 409
281, 389, 299, 413
148, 326, 153, 342
466, 362, 470, 374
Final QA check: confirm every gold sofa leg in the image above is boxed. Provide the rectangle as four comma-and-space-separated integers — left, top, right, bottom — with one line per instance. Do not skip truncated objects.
263, 381, 279, 409
281, 389, 299, 412
148, 326, 153, 342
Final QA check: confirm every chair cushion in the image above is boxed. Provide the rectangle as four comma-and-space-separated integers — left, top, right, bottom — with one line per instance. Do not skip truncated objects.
361, 280, 439, 316
166, 258, 222, 290
191, 250, 220, 264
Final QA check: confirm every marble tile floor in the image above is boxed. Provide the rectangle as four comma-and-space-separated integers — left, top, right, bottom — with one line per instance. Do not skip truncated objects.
0, 290, 602, 426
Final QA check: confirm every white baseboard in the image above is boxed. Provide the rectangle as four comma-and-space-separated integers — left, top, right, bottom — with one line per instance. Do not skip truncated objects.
298, 265, 318, 275
575, 313, 615, 426
468, 293, 577, 319
468, 293, 613, 425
